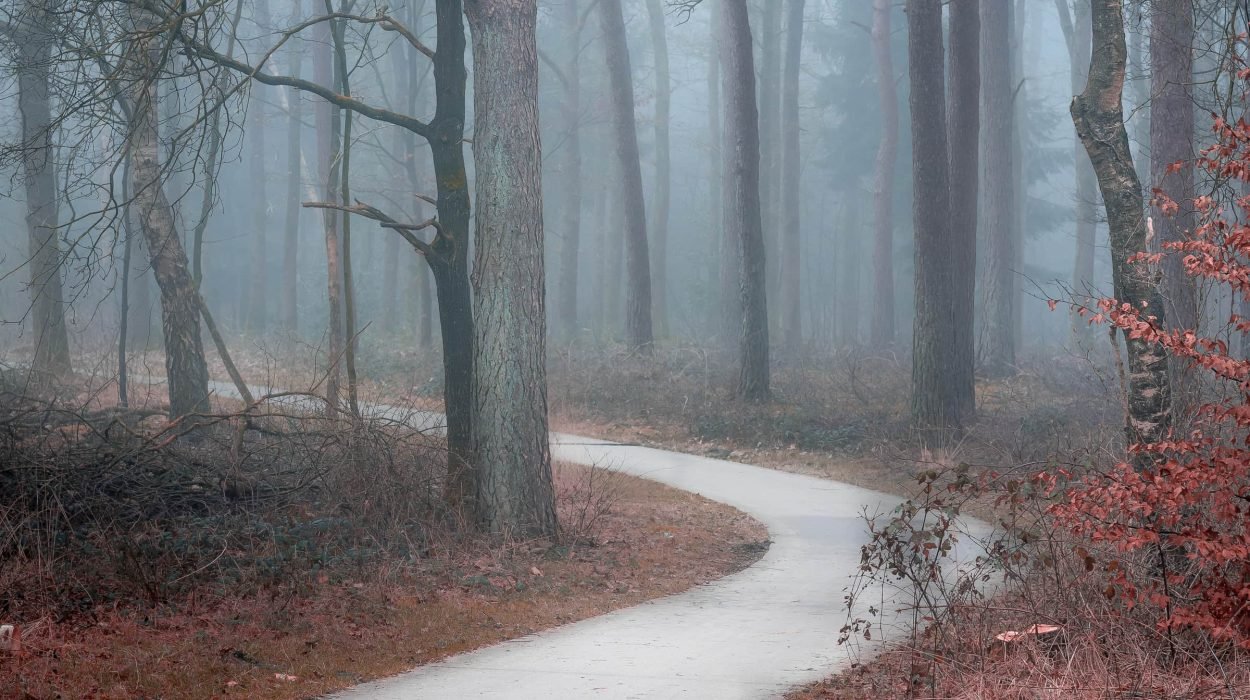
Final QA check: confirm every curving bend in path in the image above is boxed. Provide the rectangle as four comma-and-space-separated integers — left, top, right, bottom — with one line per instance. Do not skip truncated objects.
195, 380, 985, 699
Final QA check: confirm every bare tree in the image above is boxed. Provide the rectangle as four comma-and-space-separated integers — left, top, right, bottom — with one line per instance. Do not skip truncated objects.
598, 0, 654, 350
720, 0, 769, 401
1071, 0, 1171, 452
125, 5, 211, 418
463, 0, 556, 537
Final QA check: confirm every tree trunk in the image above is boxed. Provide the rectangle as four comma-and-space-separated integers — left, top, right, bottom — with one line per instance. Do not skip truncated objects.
126, 6, 211, 419
1150, 0, 1196, 409
558, 0, 583, 335
757, 0, 782, 324
1071, 0, 1171, 453
720, 0, 770, 401
598, 0, 653, 351
463, 0, 556, 537
18, 1, 72, 380
246, 101, 268, 334
983, 0, 1016, 378
870, 0, 897, 348
906, 0, 958, 431
282, 42, 302, 333
426, 0, 476, 509
948, 0, 979, 418
314, 16, 344, 414
711, 6, 736, 342
779, 0, 804, 354
646, 0, 671, 338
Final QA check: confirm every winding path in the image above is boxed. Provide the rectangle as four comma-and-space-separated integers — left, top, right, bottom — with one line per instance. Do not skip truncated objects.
197, 379, 986, 699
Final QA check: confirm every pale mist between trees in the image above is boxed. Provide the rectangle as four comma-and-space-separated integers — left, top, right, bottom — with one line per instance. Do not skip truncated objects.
0, 0, 1232, 534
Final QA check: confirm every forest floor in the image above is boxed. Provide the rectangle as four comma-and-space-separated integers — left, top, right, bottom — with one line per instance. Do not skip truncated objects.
0, 373, 767, 700
57, 341, 1247, 698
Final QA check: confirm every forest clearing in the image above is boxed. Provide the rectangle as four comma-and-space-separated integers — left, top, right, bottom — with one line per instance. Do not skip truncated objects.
3, 0, 1250, 698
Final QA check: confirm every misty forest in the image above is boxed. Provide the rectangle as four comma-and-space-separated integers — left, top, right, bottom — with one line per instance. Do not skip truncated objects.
4, 0, 1250, 697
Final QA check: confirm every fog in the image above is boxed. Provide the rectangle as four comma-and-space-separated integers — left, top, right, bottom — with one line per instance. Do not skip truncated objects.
0, 0, 1241, 400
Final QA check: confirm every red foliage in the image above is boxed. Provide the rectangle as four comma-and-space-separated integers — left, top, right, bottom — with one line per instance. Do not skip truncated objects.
1046, 63, 1250, 646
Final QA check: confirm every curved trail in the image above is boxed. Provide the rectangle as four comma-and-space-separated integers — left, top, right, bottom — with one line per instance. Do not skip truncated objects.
196, 380, 986, 699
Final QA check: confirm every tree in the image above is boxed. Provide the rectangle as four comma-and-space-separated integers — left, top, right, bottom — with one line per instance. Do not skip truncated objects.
870, 0, 897, 348
1151, 0, 1196, 409
779, 0, 804, 353
1070, 0, 1171, 452
463, 0, 556, 537
245, 0, 271, 335
907, 0, 958, 430
8, 0, 72, 379
125, 5, 211, 418
556, 0, 583, 335
757, 0, 782, 318
599, 0, 653, 351
948, 0, 979, 418
720, 0, 769, 401
646, 0, 671, 337
983, 0, 1016, 378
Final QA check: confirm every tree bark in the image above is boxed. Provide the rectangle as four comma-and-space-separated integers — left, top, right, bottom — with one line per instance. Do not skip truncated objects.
779, 0, 804, 354
983, 0, 1016, 378
1071, 0, 1171, 452
17, 0, 72, 379
948, 0, 979, 417
598, 0, 654, 351
907, 0, 958, 431
126, 6, 211, 419
557, 0, 583, 335
720, 0, 770, 401
870, 0, 897, 348
463, 0, 556, 537
646, 0, 671, 337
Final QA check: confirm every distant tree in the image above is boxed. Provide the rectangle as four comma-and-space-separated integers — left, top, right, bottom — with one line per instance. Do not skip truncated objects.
557, 0, 583, 335
1070, 0, 1171, 451
779, 0, 804, 353
281, 27, 303, 334
720, 0, 769, 401
870, 0, 897, 348
245, 0, 271, 335
463, 0, 556, 537
598, 0, 653, 351
1054, 0, 1098, 337
646, 0, 671, 337
757, 0, 782, 318
983, 0, 1017, 378
948, 0, 979, 417
907, 0, 958, 430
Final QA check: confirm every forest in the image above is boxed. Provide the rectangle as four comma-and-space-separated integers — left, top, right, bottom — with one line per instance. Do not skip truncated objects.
2, 0, 1250, 698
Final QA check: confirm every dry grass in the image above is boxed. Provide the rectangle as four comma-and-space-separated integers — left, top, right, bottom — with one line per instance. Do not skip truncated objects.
1, 462, 767, 699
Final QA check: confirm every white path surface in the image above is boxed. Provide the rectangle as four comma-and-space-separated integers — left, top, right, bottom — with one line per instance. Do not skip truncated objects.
191, 379, 987, 699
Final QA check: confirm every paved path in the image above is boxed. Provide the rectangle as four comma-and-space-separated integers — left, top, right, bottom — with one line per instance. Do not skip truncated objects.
193, 379, 986, 699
